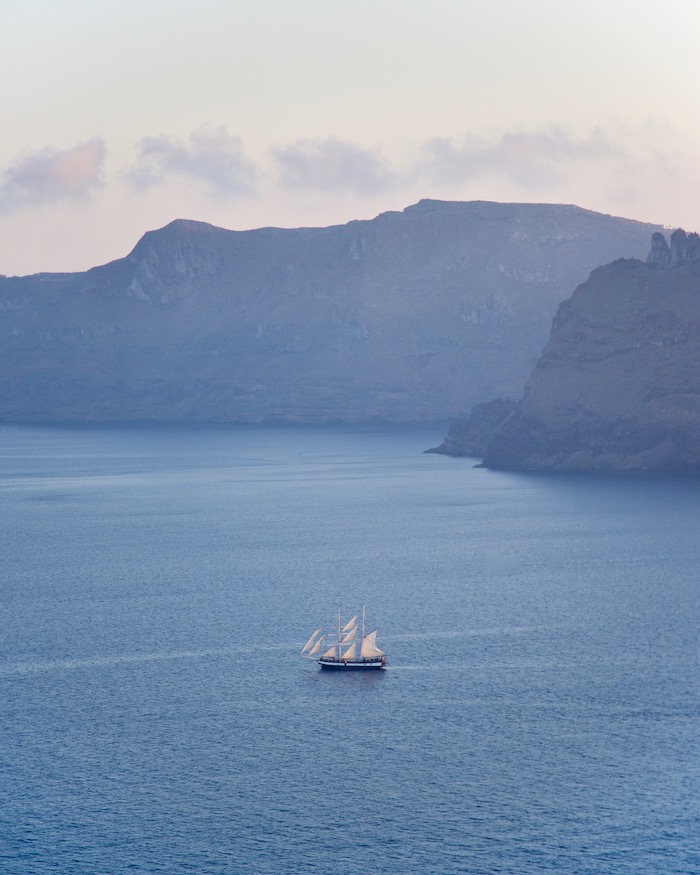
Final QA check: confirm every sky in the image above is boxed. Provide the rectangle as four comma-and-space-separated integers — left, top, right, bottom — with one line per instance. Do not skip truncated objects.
2, 0, 699, 276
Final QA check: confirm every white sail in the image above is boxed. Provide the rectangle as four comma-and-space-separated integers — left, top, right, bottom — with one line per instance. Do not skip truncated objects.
341, 643, 357, 660
301, 611, 386, 668
301, 628, 323, 653
360, 629, 384, 658
308, 635, 325, 656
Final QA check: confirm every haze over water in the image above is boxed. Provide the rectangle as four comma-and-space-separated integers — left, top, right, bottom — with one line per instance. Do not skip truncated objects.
1, 423, 698, 874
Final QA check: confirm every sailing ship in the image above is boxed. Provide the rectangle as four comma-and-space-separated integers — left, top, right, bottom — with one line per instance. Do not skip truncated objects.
301, 607, 386, 670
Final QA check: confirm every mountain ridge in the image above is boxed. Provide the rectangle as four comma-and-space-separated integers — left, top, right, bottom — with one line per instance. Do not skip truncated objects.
0, 200, 662, 423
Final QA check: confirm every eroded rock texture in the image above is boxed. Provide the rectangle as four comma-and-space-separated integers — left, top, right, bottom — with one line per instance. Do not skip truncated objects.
434, 231, 700, 471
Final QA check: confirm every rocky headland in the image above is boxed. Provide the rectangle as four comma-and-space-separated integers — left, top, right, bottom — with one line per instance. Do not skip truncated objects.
430, 229, 700, 471
0, 200, 660, 423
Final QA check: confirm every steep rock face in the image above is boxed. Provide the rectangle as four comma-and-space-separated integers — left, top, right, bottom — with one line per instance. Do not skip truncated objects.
0, 200, 661, 423
426, 398, 517, 456
647, 228, 700, 267
453, 231, 700, 471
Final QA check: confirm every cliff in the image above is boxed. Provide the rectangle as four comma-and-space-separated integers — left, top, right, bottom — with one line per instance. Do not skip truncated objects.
0, 200, 660, 423
432, 230, 700, 471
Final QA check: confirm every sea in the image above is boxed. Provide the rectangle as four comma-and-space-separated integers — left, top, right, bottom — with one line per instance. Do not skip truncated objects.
0, 422, 698, 875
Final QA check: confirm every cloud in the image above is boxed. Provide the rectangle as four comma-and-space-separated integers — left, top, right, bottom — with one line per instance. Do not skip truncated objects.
417, 127, 624, 190
124, 125, 259, 197
272, 137, 398, 194
268, 128, 622, 198
0, 138, 106, 211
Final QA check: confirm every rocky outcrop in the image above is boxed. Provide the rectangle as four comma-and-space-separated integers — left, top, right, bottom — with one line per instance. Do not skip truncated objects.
426, 398, 517, 456
0, 200, 661, 423
435, 231, 700, 471
647, 229, 700, 267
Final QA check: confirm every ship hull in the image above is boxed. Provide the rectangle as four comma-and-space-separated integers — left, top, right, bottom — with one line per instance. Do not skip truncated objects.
318, 657, 386, 671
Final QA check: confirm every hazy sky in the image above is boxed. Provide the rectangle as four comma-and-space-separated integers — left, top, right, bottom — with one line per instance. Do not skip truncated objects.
2, 0, 699, 275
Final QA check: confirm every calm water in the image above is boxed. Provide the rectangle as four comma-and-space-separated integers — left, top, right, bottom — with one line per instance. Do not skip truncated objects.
0, 423, 698, 875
